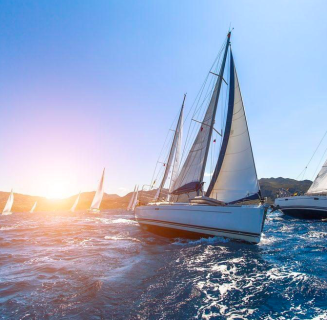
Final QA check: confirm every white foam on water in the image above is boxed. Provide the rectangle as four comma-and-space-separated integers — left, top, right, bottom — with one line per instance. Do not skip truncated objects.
258, 233, 277, 246
112, 218, 138, 225
0, 224, 21, 231
173, 236, 229, 246
307, 231, 327, 239
104, 236, 141, 242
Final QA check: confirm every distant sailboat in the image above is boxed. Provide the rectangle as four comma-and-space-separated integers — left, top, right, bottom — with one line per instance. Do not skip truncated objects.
70, 192, 81, 212
127, 185, 139, 211
30, 201, 37, 213
136, 31, 267, 244
89, 168, 105, 213
275, 159, 327, 219
127, 185, 137, 211
2, 189, 14, 215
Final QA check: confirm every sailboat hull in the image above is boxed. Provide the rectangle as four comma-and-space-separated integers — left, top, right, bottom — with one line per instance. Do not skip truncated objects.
135, 203, 266, 244
88, 208, 101, 214
275, 196, 327, 219
2, 212, 12, 216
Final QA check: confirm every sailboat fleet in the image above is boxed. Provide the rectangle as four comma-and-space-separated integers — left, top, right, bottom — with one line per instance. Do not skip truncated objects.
1, 30, 325, 244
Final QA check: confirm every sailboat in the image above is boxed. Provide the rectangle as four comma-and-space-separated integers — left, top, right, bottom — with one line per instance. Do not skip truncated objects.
275, 160, 327, 219
89, 168, 105, 213
30, 201, 37, 213
135, 31, 267, 244
70, 192, 81, 212
2, 189, 14, 215
127, 185, 139, 211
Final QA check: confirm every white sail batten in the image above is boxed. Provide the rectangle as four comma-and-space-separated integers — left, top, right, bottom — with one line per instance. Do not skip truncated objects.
207, 53, 260, 203
90, 168, 105, 210
30, 201, 37, 213
127, 185, 137, 211
70, 192, 80, 212
307, 159, 327, 194
2, 189, 14, 215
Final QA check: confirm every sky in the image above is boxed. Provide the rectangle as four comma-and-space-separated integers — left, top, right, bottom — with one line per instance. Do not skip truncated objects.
0, 0, 327, 198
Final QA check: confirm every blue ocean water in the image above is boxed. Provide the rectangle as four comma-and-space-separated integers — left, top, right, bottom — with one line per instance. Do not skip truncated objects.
0, 210, 326, 319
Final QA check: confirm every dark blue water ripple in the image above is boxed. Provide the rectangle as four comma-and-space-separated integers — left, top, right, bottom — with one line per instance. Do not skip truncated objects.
0, 210, 326, 319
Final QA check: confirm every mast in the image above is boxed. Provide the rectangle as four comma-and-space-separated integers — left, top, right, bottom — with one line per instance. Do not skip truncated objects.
155, 94, 186, 200
198, 31, 231, 193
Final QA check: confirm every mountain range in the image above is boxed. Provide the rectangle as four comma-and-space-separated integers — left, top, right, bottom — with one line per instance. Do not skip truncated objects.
0, 177, 313, 212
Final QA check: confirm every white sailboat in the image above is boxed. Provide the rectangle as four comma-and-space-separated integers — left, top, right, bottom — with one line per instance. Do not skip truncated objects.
135, 31, 267, 244
70, 192, 81, 212
89, 168, 105, 213
275, 160, 327, 219
2, 189, 14, 215
30, 201, 37, 213
127, 185, 138, 211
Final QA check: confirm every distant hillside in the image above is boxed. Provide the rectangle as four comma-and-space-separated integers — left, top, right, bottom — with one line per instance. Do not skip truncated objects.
0, 191, 124, 213
0, 178, 313, 212
259, 177, 312, 203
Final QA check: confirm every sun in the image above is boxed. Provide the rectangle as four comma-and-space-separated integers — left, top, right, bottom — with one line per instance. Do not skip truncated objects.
46, 182, 71, 199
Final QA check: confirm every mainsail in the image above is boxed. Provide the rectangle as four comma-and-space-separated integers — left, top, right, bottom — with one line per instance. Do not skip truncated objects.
155, 95, 185, 200
307, 159, 327, 194
30, 201, 37, 213
2, 189, 14, 215
70, 192, 81, 212
90, 168, 105, 210
171, 33, 231, 195
127, 185, 137, 211
206, 52, 260, 203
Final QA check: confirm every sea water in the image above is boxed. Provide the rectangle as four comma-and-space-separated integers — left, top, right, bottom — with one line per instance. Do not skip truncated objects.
0, 210, 326, 319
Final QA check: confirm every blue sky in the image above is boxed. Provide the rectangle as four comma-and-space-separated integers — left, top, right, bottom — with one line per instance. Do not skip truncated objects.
0, 0, 327, 197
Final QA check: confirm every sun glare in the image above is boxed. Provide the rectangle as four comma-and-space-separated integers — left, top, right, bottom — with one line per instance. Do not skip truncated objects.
46, 182, 71, 199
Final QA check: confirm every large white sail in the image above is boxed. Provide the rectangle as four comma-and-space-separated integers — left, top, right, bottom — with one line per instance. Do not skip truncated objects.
30, 201, 37, 213
207, 53, 260, 203
155, 97, 184, 200
90, 168, 105, 210
70, 192, 81, 212
307, 159, 327, 194
127, 185, 137, 211
2, 189, 14, 215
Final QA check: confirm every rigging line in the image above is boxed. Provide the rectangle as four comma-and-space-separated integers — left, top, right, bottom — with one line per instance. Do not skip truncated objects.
176, 45, 228, 187
178, 64, 227, 186
312, 146, 327, 179
149, 99, 183, 188
296, 129, 327, 180
182, 42, 225, 125
171, 40, 227, 189
149, 127, 174, 187
179, 52, 223, 170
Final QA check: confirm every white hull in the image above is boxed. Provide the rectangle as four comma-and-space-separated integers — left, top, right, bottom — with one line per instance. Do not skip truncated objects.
275, 196, 327, 219
88, 208, 101, 214
135, 203, 266, 244
2, 211, 12, 216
